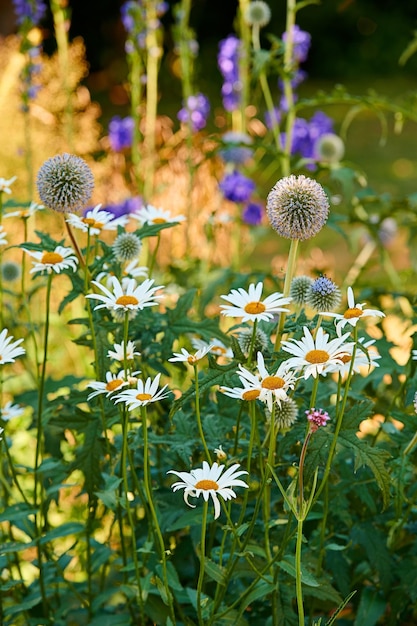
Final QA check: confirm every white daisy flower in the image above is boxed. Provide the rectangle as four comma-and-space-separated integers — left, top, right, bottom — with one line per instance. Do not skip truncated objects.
167, 461, 248, 520
0, 176, 17, 194
191, 337, 234, 359
220, 378, 262, 402
0, 401, 25, 421
114, 373, 170, 409
66, 204, 129, 235
107, 340, 140, 361
86, 276, 163, 316
321, 286, 385, 335
168, 345, 213, 365
123, 259, 148, 280
25, 246, 79, 274
4, 201, 44, 219
87, 369, 139, 400
0, 226, 8, 247
336, 338, 381, 377
220, 282, 291, 323
0, 329, 25, 365
281, 326, 355, 379
236, 351, 297, 410
131, 204, 186, 226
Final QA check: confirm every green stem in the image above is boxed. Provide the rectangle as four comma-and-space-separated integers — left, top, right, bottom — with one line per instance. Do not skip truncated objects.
295, 517, 305, 626
193, 364, 212, 462
274, 238, 299, 352
143, 2, 161, 202
50, 0, 74, 150
197, 499, 209, 626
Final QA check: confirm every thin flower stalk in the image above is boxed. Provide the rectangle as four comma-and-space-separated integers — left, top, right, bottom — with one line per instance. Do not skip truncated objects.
274, 238, 299, 351
197, 499, 209, 626
194, 363, 212, 463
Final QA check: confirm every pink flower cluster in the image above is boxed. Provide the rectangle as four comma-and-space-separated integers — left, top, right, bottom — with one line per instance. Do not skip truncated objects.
306, 407, 330, 432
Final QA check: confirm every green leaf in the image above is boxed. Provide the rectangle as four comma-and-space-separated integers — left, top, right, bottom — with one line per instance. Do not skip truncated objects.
354, 587, 386, 626
277, 556, 320, 587
39, 522, 84, 544
203, 559, 227, 585
337, 431, 391, 509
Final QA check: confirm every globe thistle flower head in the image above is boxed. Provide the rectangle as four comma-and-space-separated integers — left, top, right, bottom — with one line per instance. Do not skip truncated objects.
267, 397, 298, 430
308, 275, 341, 312
112, 233, 142, 262
290, 275, 314, 306
306, 407, 330, 432
266, 175, 329, 241
244, 1, 271, 28
237, 327, 270, 356
36, 153, 94, 214
314, 133, 345, 164
1, 261, 21, 283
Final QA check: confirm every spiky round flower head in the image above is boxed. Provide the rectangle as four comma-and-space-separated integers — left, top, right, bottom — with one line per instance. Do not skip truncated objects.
290, 275, 314, 306
1, 261, 21, 283
36, 153, 94, 213
307, 275, 341, 312
266, 397, 299, 430
244, 1, 271, 27
237, 327, 270, 356
306, 407, 330, 432
112, 232, 142, 262
314, 133, 345, 164
266, 174, 330, 241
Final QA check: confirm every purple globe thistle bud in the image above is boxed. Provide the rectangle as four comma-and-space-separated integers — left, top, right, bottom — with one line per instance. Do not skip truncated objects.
283, 25, 311, 64
266, 174, 329, 241
12, 0, 47, 26
237, 327, 270, 356
244, 1, 271, 28
100, 196, 143, 218
219, 171, 255, 203
177, 93, 210, 132
112, 232, 142, 262
307, 275, 341, 312
37, 153, 94, 214
108, 116, 135, 152
272, 397, 299, 430
218, 35, 242, 112
242, 202, 263, 225
314, 133, 345, 164
306, 407, 330, 432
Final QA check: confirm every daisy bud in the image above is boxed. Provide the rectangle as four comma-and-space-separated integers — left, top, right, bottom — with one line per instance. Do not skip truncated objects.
36, 153, 94, 213
270, 397, 299, 430
266, 174, 330, 241
314, 133, 345, 164
237, 327, 270, 356
244, 1, 271, 28
1, 261, 21, 283
290, 275, 313, 306
307, 275, 341, 312
112, 233, 142, 262
214, 445, 227, 462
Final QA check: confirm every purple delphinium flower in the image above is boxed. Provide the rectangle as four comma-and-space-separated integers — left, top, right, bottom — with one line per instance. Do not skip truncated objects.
99, 197, 143, 219
218, 35, 241, 112
177, 93, 210, 132
242, 202, 263, 225
108, 116, 135, 152
219, 171, 255, 203
12, 0, 47, 25
264, 107, 281, 130
219, 132, 253, 164
282, 25, 311, 64
281, 112, 334, 165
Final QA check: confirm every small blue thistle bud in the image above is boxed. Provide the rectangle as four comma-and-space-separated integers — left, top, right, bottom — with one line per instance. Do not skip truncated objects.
244, 1, 271, 28
112, 233, 142, 262
308, 275, 341, 312
1, 261, 21, 282
36, 153, 94, 213
237, 327, 270, 356
290, 275, 314, 306
267, 397, 298, 429
314, 133, 345, 164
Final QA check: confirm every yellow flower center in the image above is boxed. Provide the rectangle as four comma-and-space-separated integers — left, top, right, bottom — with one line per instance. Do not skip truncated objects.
136, 393, 152, 401
242, 389, 261, 401
82, 217, 104, 229
116, 295, 139, 306
212, 345, 227, 354
305, 349, 330, 364
106, 379, 124, 392
195, 479, 219, 491
344, 307, 363, 319
244, 301, 266, 315
261, 376, 285, 390
41, 251, 64, 264
153, 217, 166, 224
187, 355, 197, 364
340, 354, 351, 364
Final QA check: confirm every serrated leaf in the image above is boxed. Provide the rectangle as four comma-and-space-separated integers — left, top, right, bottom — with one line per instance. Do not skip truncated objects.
203, 558, 227, 585
337, 431, 391, 508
